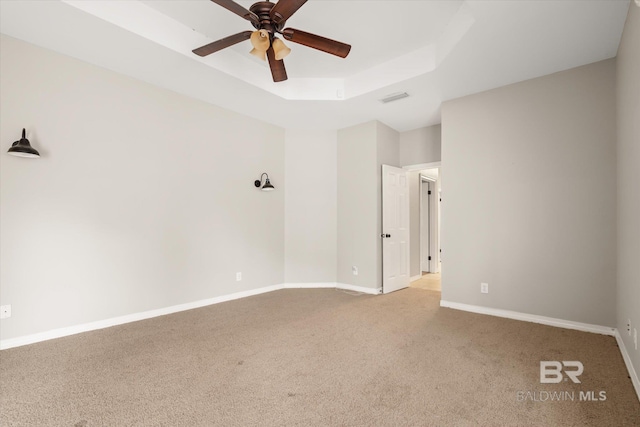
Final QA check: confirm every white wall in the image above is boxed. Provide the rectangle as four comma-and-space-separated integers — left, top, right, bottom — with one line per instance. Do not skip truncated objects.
399, 124, 441, 166
336, 120, 399, 290
616, 3, 640, 384
337, 122, 378, 288
441, 59, 617, 327
0, 35, 285, 341
284, 130, 337, 284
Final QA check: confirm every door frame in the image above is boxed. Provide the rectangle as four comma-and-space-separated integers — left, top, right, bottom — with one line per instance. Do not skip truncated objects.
420, 175, 437, 273
403, 161, 442, 171
404, 161, 442, 280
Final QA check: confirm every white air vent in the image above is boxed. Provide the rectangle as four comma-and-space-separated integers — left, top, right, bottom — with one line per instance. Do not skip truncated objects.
379, 92, 409, 104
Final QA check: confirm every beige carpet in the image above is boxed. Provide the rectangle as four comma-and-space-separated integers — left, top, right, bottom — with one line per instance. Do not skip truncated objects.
411, 272, 441, 291
1, 288, 638, 426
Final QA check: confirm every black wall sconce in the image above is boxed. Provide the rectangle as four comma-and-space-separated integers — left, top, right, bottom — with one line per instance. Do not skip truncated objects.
254, 173, 275, 191
8, 128, 40, 158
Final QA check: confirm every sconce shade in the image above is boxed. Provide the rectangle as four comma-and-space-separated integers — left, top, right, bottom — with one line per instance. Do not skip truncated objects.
254, 173, 275, 191
272, 38, 291, 61
262, 178, 275, 191
8, 128, 40, 158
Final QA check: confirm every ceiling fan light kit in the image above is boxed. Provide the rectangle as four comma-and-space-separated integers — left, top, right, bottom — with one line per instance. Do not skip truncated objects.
193, 0, 351, 82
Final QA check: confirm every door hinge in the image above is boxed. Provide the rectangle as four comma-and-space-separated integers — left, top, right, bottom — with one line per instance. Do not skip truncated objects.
428, 256, 432, 261
428, 190, 432, 195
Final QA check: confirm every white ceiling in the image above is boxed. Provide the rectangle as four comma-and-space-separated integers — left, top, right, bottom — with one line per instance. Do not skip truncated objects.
0, 0, 630, 132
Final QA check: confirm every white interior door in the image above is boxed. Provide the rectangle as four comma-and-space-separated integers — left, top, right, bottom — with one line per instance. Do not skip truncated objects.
382, 165, 410, 294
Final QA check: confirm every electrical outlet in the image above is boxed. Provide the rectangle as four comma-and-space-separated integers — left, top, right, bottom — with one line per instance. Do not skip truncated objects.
628, 319, 632, 336
0, 305, 11, 319
634, 329, 637, 351
352, 266, 358, 276
236, 272, 242, 282
480, 283, 489, 294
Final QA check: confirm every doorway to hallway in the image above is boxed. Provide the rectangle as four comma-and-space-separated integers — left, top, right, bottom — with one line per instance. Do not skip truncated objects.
410, 271, 441, 292
405, 162, 442, 294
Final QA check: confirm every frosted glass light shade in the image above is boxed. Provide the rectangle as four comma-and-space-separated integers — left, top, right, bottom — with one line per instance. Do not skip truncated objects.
250, 48, 267, 61
272, 38, 291, 61
250, 30, 270, 51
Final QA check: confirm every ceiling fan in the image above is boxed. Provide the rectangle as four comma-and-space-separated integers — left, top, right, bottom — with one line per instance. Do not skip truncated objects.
192, 0, 351, 82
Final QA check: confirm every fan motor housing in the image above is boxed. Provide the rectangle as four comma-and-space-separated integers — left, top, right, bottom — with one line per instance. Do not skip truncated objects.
250, 1, 285, 34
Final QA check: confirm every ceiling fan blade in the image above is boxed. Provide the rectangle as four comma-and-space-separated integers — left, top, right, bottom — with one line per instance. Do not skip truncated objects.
270, 0, 308, 25
282, 28, 351, 58
192, 31, 253, 57
266, 46, 288, 82
210, 0, 258, 24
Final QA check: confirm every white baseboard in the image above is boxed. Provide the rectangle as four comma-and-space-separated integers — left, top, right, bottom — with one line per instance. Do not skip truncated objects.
283, 282, 336, 289
440, 300, 639, 403
410, 275, 422, 282
615, 330, 640, 402
336, 283, 382, 295
282, 282, 380, 295
284, 282, 380, 294
439, 300, 616, 336
0, 284, 282, 350
1, 283, 383, 350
